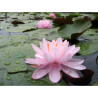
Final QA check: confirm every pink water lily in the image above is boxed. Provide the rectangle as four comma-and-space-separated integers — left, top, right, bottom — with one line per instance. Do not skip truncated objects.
49, 14, 56, 18
36, 20, 52, 29
25, 38, 86, 83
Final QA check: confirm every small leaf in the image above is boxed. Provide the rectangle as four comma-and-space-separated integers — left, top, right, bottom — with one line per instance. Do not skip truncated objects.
11, 20, 24, 26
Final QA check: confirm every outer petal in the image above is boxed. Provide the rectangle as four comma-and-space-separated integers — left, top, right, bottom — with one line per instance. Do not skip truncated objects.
49, 64, 61, 83
61, 65, 80, 78
35, 54, 44, 59
71, 47, 80, 57
25, 58, 48, 65
66, 45, 76, 53
32, 44, 43, 56
63, 63, 86, 70
32, 64, 51, 79
65, 46, 80, 57
65, 58, 84, 65
62, 58, 85, 70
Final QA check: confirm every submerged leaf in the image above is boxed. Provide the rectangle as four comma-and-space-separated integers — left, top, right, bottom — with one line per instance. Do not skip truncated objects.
11, 20, 25, 26
53, 17, 73, 26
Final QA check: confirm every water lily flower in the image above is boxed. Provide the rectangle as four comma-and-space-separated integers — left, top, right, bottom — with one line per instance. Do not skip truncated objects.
36, 20, 52, 29
49, 14, 56, 18
25, 38, 86, 83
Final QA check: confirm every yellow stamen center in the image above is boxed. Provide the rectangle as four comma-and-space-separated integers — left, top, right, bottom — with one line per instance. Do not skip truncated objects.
56, 43, 58, 47
47, 43, 49, 51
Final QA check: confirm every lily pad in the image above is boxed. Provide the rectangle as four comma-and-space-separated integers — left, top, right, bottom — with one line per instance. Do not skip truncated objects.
58, 19, 92, 39
2, 71, 67, 86
73, 14, 96, 21
0, 68, 7, 85
0, 42, 39, 73
76, 29, 98, 55
4, 22, 37, 33
26, 28, 59, 41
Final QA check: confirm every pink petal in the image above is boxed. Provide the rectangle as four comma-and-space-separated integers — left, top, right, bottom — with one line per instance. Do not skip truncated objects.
67, 45, 76, 52
63, 58, 86, 70
25, 58, 48, 65
50, 47, 59, 59
40, 38, 49, 53
49, 70, 61, 83
66, 58, 84, 65
64, 45, 76, 56
35, 54, 44, 59
65, 46, 80, 57
32, 64, 51, 79
61, 65, 80, 78
59, 53, 72, 63
40, 42, 44, 51
32, 44, 43, 56
56, 37, 62, 44
59, 45, 76, 63
54, 40, 69, 60
43, 53, 54, 62
49, 64, 61, 83
63, 63, 86, 70
62, 40, 69, 49
71, 47, 80, 56
28, 64, 39, 68
43, 38, 47, 44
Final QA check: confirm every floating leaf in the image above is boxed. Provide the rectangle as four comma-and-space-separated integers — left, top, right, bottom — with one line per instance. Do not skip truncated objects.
2, 71, 67, 86
58, 19, 92, 39
76, 29, 98, 55
0, 42, 39, 72
0, 68, 7, 85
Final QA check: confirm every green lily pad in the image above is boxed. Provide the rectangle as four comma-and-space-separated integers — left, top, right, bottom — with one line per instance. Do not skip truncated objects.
58, 19, 92, 39
0, 65, 67, 86
76, 40, 98, 55
26, 28, 59, 41
0, 35, 9, 48
0, 42, 39, 72
0, 34, 29, 48
76, 29, 98, 55
3, 22, 37, 33
0, 68, 7, 86
2, 71, 67, 86
78, 29, 98, 40
93, 82, 98, 86
73, 14, 96, 21
9, 35, 29, 45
